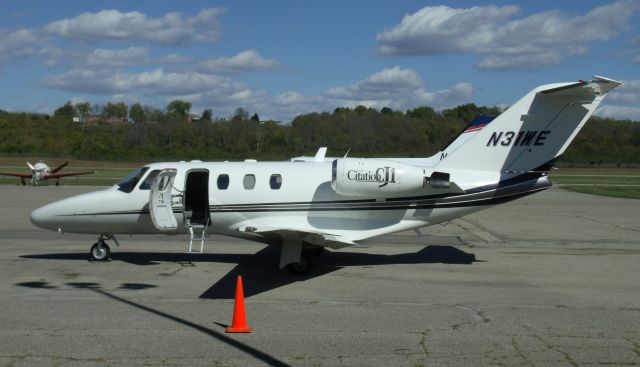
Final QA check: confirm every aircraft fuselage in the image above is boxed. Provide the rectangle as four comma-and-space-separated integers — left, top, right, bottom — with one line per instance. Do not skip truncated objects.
30, 160, 551, 244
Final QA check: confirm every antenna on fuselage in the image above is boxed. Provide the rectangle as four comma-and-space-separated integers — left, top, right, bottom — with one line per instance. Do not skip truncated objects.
343, 148, 351, 158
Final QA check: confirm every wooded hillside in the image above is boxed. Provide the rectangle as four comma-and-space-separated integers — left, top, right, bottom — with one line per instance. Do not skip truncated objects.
1, 104, 638, 166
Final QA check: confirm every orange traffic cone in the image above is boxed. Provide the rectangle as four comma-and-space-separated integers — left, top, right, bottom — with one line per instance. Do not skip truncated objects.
226, 275, 252, 333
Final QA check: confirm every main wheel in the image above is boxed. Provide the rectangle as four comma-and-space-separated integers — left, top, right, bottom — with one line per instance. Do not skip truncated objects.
304, 245, 325, 258
288, 254, 312, 275
90, 242, 111, 261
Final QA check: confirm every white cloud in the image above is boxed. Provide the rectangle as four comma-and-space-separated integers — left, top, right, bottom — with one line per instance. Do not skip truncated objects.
40, 64, 474, 123
596, 105, 640, 120
324, 66, 473, 110
0, 28, 40, 65
158, 53, 190, 64
596, 79, 640, 121
85, 47, 149, 66
275, 91, 306, 105
376, 1, 640, 70
79, 47, 189, 67
43, 8, 225, 46
41, 68, 249, 95
198, 50, 284, 73
377, 5, 519, 56
254, 67, 475, 122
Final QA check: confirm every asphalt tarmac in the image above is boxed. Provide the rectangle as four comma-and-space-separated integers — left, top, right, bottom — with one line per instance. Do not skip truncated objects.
0, 185, 639, 366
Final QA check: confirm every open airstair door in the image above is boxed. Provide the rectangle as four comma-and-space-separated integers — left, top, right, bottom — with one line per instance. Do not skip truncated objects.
184, 170, 210, 253
149, 169, 178, 231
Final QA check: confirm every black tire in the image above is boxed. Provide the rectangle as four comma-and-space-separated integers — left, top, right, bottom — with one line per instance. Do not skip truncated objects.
90, 242, 111, 261
288, 254, 312, 275
304, 245, 325, 258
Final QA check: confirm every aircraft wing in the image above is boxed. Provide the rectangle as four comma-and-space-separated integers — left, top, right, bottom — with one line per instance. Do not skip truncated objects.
51, 161, 69, 174
0, 172, 32, 178
44, 171, 95, 179
238, 225, 356, 249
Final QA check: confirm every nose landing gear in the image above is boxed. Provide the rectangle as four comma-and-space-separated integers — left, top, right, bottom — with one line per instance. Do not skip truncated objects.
89, 234, 119, 261
90, 240, 111, 261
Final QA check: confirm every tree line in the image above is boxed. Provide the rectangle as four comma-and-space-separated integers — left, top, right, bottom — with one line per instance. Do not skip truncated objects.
0, 103, 638, 166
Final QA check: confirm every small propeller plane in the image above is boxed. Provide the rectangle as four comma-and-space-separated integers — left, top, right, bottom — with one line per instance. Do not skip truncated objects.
30, 76, 621, 274
0, 161, 94, 186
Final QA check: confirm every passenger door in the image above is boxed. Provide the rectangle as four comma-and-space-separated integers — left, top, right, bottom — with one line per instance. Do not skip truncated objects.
149, 169, 178, 231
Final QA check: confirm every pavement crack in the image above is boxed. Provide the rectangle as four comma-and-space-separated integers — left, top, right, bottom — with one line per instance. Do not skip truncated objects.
624, 337, 640, 358
575, 215, 640, 233
454, 304, 491, 323
534, 335, 579, 367
158, 263, 193, 277
511, 336, 535, 367
419, 330, 430, 357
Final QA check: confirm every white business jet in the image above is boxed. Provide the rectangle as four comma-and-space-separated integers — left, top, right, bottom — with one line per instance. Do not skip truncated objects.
30, 76, 621, 274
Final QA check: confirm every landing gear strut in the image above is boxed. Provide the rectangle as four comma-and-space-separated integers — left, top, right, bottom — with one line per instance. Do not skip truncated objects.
279, 240, 326, 275
89, 234, 119, 261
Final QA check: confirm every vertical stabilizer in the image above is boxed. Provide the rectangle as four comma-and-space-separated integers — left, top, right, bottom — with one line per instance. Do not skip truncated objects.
435, 76, 621, 177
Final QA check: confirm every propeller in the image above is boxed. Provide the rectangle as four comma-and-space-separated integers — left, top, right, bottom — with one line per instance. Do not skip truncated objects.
26, 162, 35, 173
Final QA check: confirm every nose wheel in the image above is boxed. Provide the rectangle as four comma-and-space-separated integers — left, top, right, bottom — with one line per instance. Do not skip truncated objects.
90, 239, 111, 261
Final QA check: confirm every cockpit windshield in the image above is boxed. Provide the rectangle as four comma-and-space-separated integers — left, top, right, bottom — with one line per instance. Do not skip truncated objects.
116, 167, 149, 193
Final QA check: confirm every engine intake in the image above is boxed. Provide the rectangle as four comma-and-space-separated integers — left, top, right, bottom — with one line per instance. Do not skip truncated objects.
426, 171, 450, 189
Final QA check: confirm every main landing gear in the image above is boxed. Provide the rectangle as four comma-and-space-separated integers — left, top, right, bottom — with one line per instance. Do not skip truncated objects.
89, 234, 119, 261
280, 241, 326, 275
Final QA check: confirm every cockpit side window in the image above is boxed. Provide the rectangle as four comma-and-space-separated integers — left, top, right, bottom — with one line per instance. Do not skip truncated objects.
117, 167, 149, 193
139, 170, 161, 190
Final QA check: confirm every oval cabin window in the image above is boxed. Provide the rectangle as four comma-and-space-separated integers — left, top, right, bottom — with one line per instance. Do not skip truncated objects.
243, 174, 256, 190
270, 174, 282, 189
217, 174, 230, 190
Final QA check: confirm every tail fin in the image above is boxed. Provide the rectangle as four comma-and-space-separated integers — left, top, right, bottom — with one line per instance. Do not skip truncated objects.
435, 76, 621, 176
438, 115, 497, 160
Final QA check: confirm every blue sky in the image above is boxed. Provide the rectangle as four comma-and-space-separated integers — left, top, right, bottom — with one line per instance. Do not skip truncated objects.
0, 0, 639, 122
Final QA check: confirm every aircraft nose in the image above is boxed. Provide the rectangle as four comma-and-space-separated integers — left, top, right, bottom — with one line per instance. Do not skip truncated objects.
30, 202, 61, 230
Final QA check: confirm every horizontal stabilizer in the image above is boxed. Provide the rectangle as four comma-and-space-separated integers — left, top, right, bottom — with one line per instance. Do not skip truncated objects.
539, 75, 622, 97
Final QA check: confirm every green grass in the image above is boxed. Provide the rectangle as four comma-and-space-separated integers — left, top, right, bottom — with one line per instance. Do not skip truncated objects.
561, 185, 640, 200
550, 175, 640, 185
550, 173, 640, 200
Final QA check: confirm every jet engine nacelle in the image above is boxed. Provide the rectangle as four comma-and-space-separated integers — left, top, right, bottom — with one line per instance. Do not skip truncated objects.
331, 158, 428, 197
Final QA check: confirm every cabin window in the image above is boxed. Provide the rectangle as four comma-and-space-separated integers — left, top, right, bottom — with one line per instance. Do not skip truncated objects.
269, 174, 282, 189
243, 174, 256, 190
116, 167, 149, 193
157, 175, 171, 191
217, 174, 230, 190
138, 170, 160, 190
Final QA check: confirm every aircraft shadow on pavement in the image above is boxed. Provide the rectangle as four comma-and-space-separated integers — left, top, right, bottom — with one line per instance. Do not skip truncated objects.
21, 245, 477, 299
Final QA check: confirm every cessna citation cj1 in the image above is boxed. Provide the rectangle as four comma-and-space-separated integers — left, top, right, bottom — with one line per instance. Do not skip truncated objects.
31, 76, 621, 274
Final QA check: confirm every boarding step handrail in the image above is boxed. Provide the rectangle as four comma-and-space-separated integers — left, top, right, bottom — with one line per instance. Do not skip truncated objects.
187, 218, 208, 253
